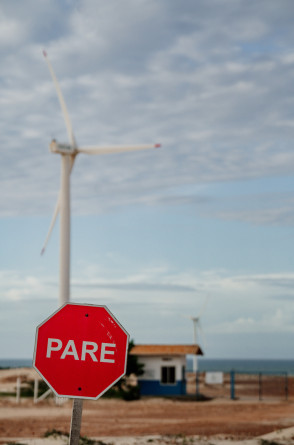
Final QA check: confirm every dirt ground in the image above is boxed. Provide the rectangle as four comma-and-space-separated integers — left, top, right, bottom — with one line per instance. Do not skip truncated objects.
1, 368, 294, 442
1, 394, 294, 440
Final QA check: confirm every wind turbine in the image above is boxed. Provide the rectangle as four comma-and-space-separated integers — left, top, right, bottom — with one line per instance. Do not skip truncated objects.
188, 315, 204, 373
185, 296, 208, 345
185, 296, 209, 372
41, 50, 160, 307
190, 316, 202, 345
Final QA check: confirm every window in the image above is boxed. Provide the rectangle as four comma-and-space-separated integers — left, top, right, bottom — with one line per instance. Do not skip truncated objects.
161, 366, 176, 384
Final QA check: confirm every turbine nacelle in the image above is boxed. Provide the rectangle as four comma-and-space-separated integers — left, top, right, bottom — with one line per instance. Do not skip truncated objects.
50, 139, 77, 155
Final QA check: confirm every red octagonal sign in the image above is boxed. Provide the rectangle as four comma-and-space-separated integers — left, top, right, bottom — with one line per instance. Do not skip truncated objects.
33, 303, 129, 399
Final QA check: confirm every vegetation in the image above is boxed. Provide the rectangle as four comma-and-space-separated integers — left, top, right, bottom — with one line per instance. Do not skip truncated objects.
260, 440, 281, 445
44, 429, 113, 445
7, 442, 28, 445
126, 340, 144, 376
112, 339, 144, 401
20, 379, 49, 398
44, 429, 68, 438
0, 391, 17, 397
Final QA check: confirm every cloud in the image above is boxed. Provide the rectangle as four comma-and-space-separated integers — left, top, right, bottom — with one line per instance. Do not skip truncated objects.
0, 271, 51, 301
1, 0, 294, 221
211, 308, 294, 335
2, 263, 294, 319
1, 261, 294, 356
203, 192, 294, 226
72, 280, 194, 293
2, 0, 294, 360
0, 18, 25, 48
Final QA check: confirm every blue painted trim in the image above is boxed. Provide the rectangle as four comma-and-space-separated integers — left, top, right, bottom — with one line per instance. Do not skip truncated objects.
138, 379, 186, 395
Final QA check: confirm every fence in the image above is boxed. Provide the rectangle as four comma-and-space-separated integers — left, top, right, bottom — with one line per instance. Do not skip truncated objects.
186, 371, 294, 401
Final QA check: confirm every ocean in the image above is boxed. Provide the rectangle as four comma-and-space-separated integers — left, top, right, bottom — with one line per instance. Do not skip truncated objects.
188, 357, 294, 374
2, 357, 294, 375
0, 358, 33, 369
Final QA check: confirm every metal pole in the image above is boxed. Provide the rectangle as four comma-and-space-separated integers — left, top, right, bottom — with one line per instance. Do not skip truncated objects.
196, 371, 199, 398
193, 320, 197, 345
16, 377, 21, 404
285, 373, 288, 401
259, 373, 262, 401
230, 371, 235, 400
59, 155, 83, 443
34, 378, 39, 403
59, 154, 71, 306
69, 399, 83, 445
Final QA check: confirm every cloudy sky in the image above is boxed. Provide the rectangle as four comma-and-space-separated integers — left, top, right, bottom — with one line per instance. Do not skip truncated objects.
1, 0, 294, 360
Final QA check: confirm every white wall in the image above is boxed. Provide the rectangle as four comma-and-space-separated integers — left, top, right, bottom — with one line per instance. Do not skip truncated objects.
139, 355, 186, 381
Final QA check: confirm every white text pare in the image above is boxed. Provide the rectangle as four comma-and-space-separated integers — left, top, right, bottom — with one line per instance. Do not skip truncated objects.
46, 338, 116, 363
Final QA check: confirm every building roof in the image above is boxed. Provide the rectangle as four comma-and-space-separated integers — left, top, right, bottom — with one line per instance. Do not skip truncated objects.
130, 344, 203, 356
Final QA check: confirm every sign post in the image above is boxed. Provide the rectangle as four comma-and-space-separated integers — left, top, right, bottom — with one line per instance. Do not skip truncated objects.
70, 399, 84, 445
33, 303, 129, 443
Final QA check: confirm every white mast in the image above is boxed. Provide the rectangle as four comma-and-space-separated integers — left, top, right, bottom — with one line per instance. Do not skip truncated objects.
59, 154, 71, 305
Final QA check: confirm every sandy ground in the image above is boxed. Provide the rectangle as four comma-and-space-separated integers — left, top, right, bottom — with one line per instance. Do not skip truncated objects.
1, 368, 294, 445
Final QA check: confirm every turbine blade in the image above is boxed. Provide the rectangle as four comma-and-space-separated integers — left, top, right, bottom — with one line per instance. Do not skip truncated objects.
198, 320, 207, 349
181, 314, 192, 320
199, 295, 210, 317
41, 155, 76, 255
41, 195, 60, 255
43, 50, 77, 147
77, 143, 161, 155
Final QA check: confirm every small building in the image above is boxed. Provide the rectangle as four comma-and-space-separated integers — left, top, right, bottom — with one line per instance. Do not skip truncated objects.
130, 344, 203, 396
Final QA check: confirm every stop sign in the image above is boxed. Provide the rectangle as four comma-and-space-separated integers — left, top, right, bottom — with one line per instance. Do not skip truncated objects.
33, 303, 129, 399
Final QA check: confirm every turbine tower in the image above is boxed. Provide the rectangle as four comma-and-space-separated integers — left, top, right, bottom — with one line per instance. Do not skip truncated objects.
189, 315, 203, 373
41, 50, 160, 306
190, 316, 201, 345
186, 296, 209, 372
